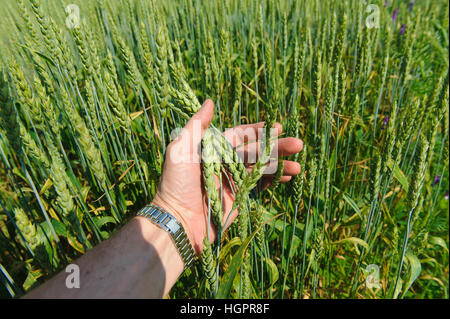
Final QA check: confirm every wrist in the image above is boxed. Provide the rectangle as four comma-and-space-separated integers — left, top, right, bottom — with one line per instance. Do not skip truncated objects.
133, 216, 184, 296
150, 193, 204, 255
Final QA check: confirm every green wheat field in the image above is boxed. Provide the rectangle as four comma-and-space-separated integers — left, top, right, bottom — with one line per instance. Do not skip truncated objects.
0, 0, 448, 299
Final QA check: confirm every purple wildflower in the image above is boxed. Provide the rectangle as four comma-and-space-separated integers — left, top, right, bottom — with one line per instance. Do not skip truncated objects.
400, 24, 406, 35
393, 8, 399, 21
445, 191, 449, 200
409, 0, 415, 12
434, 175, 440, 185
382, 115, 389, 130
384, 0, 389, 7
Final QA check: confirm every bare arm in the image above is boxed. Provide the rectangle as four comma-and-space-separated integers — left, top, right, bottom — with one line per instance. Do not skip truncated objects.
24, 216, 183, 298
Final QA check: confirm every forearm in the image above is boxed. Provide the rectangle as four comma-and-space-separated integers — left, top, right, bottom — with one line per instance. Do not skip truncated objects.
24, 217, 184, 299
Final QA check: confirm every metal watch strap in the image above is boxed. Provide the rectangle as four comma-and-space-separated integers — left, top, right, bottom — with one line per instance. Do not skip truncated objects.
136, 204, 196, 269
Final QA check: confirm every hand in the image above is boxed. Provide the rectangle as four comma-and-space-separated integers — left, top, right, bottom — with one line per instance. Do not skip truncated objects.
151, 100, 303, 254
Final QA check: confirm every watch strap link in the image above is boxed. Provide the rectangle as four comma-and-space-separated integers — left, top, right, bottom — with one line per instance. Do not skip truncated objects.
136, 204, 196, 268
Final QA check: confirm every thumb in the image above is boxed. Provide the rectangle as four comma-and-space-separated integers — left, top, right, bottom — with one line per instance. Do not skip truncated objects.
184, 99, 215, 145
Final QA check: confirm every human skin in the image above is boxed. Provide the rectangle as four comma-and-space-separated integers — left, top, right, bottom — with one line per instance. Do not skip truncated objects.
24, 100, 303, 298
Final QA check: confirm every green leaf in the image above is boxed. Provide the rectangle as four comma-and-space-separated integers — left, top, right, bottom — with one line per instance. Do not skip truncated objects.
387, 159, 409, 192
67, 233, 85, 254
216, 230, 256, 299
305, 218, 314, 244
219, 237, 241, 263
37, 222, 54, 258
331, 237, 369, 251
288, 232, 301, 258
23, 268, 44, 291
429, 236, 448, 252
93, 216, 117, 229
216, 213, 281, 298
333, 186, 362, 219
15, 42, 58, 67
264, 258, 279, 288
51, 219, 67, 237
401, 252, 422, 298
393, 279, 403, 299
280, 225, 301, 258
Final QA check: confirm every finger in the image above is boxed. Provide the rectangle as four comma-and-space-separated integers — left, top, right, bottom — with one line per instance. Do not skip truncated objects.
261, 175, 292, 189
281, 160, 301, 176
277, 137, 303, 157
223, 122, 283, 147
280, 175, 293, 183
183, 99, 215, 146
237, 137, 303, 163
246, 160, 300, 176
173, 100, 214, 162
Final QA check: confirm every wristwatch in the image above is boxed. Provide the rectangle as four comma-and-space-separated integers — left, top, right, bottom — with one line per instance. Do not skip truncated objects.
136, 204, 196, 269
